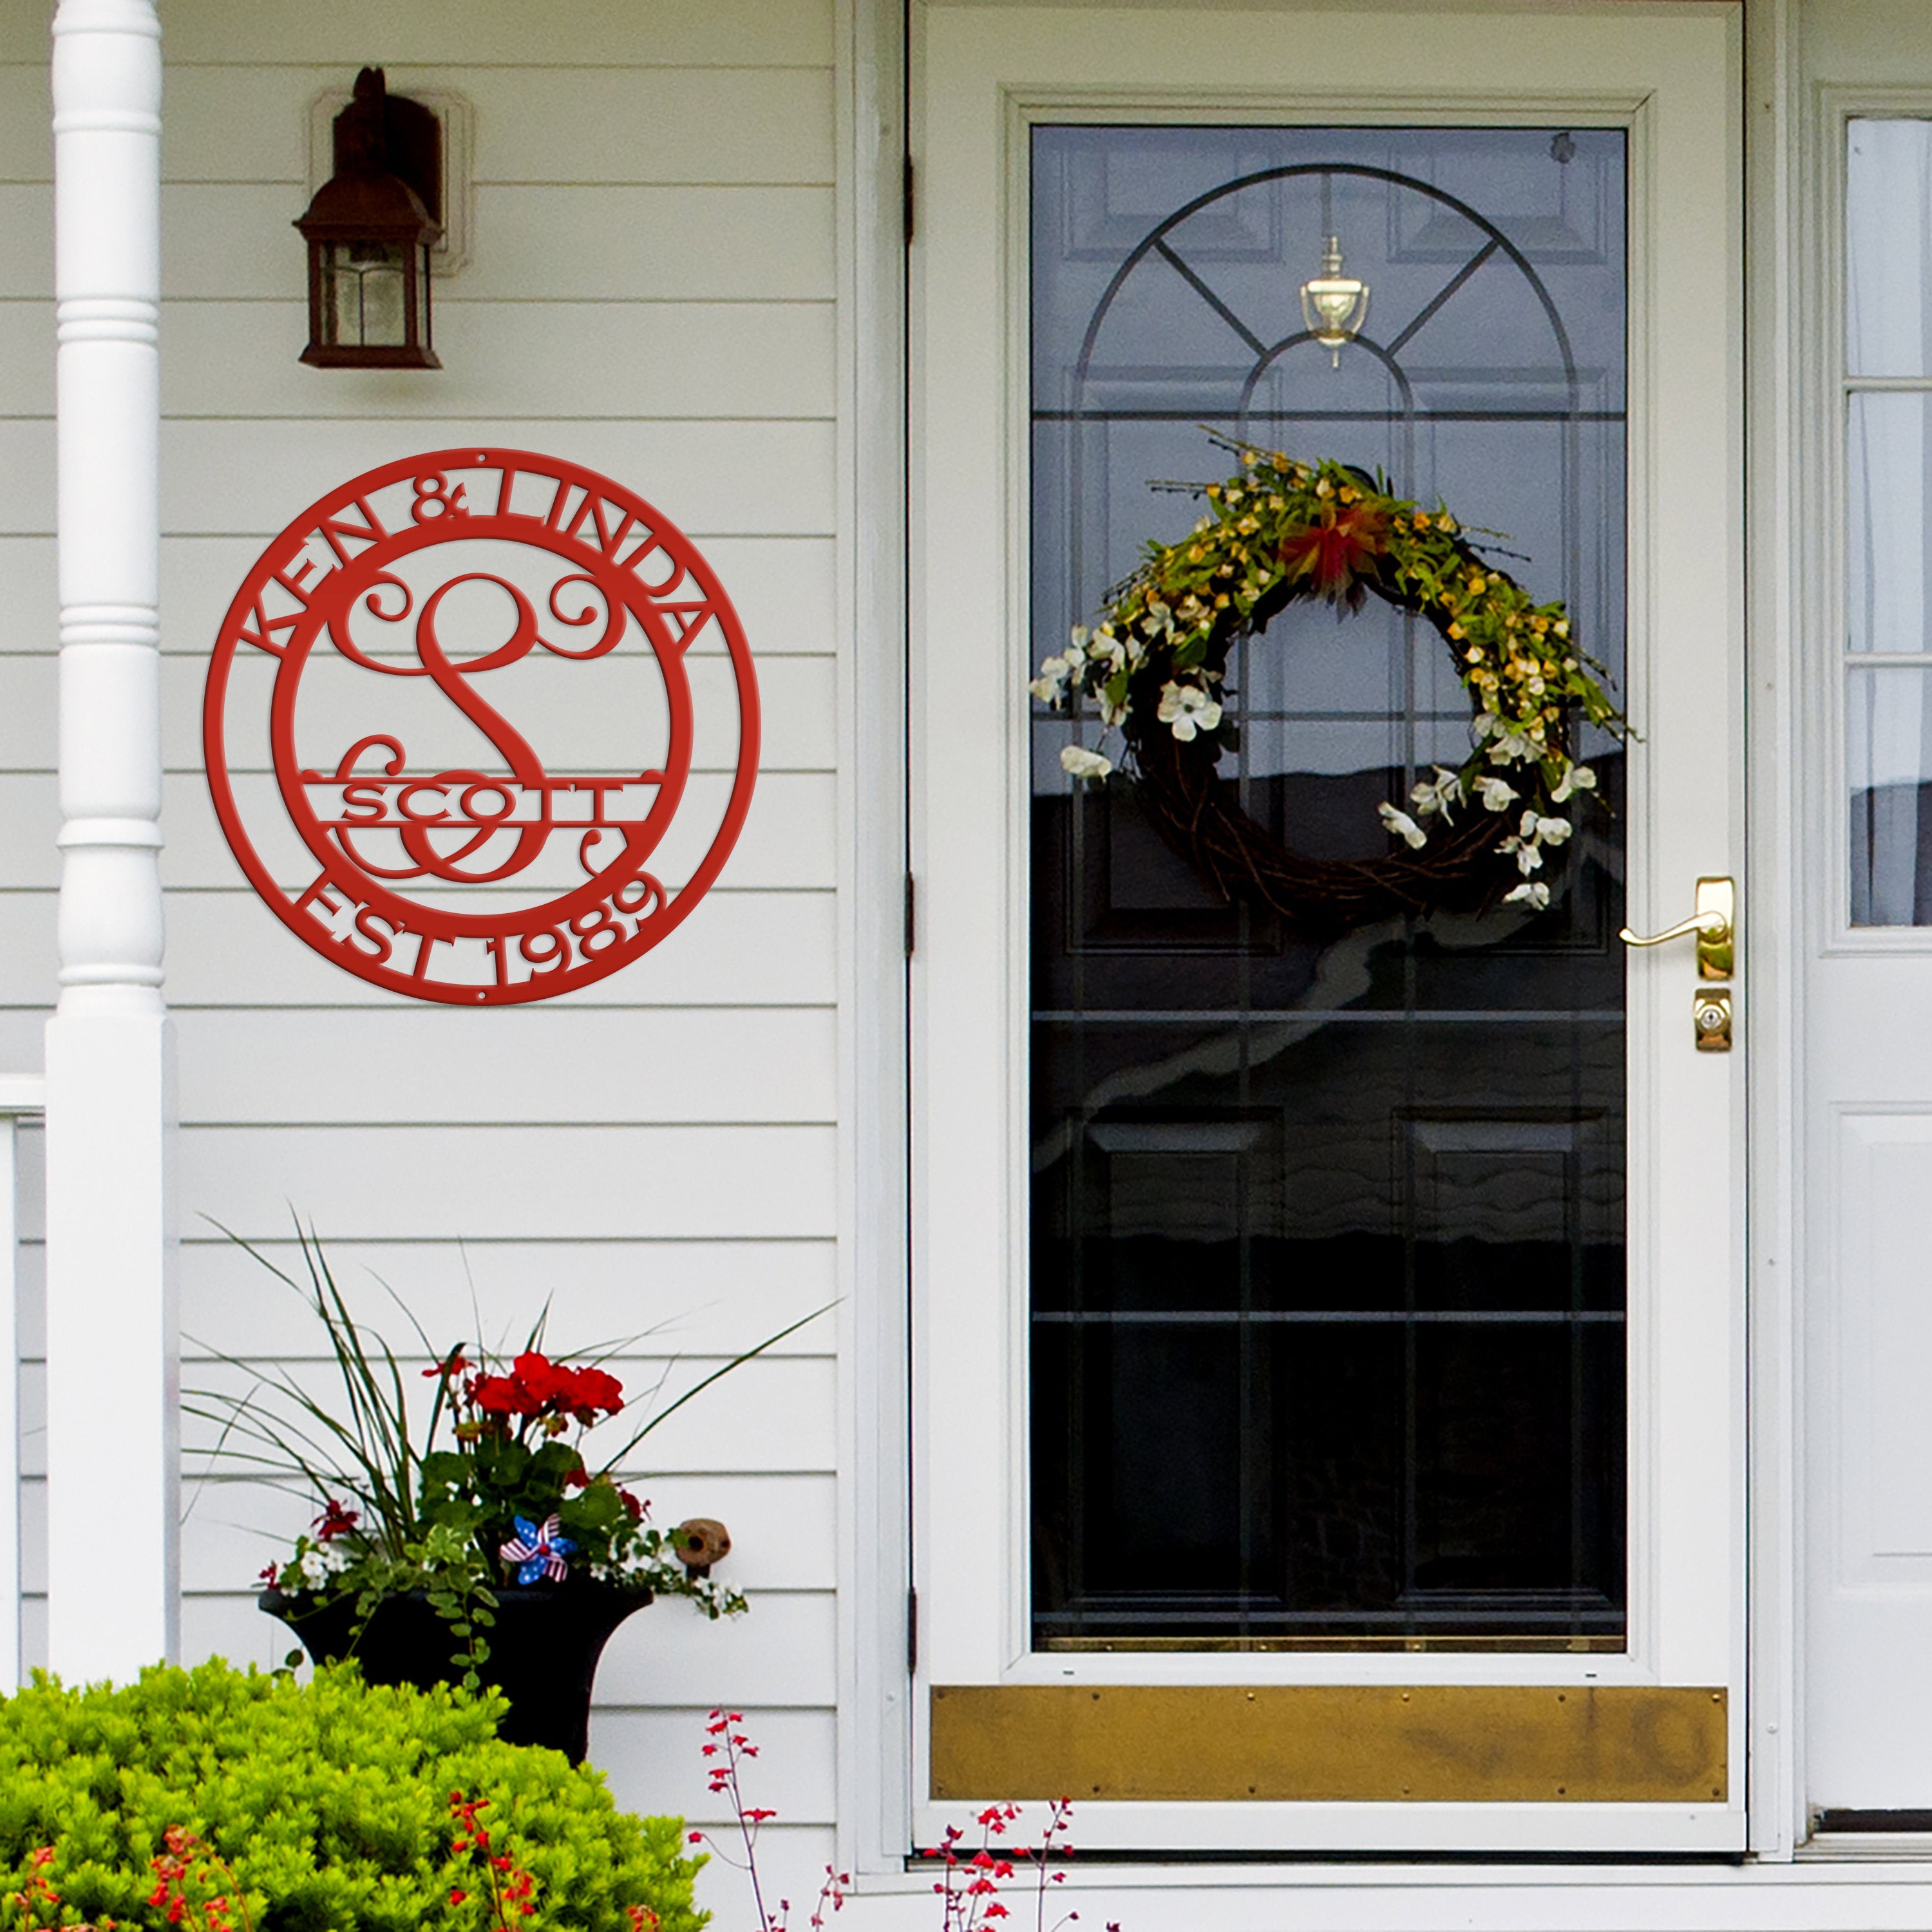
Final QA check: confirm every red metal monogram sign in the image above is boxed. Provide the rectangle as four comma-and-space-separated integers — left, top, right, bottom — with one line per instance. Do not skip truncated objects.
204, 448, 759, 1003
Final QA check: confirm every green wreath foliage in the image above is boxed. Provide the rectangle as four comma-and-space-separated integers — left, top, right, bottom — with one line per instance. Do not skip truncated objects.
0, 1660, 703, 1932
1031, 447, 1628, 923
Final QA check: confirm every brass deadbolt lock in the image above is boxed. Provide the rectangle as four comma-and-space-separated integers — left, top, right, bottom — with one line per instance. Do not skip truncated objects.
1692, 987, 1732, 1052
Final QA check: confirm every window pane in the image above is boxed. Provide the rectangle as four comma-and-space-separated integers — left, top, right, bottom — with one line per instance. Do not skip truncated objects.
1029, 125, 1627, 1649
1848, 120, 1932, 380
321, 241, 409, 348
1849, 667, 1932, 925
1848, 393, 1932, 653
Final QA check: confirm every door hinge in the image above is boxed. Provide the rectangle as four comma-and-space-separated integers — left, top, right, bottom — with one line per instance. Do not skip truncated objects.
904, 154, 916, 245
907, 1586, 919, 1675
904, 871, 916, 958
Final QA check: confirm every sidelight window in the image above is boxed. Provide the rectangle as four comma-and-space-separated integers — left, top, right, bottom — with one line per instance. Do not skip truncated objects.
1846, 118, 1932, 925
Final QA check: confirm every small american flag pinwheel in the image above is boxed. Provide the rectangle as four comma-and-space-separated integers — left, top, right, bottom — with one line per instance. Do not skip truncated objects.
500, 1513, 575, 1584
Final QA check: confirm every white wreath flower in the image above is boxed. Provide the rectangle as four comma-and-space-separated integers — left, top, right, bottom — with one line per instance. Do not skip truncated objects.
1060, 744, 1114, 781
1157, 681, 1223, 741
1408, 765, 1464, 822
1028, 652, 1076, 703
1550, 761, 1597, 804
1378, 803, 1428, 849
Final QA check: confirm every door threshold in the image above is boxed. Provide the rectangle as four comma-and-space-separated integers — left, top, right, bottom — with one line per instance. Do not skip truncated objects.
1799, 1814, 1932, 1862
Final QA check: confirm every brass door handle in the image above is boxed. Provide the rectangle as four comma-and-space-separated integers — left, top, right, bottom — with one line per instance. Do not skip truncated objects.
1618, 876, 1734, 980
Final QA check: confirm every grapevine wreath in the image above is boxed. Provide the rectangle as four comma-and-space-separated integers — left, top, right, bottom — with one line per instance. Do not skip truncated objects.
1031, 446, 1628, 934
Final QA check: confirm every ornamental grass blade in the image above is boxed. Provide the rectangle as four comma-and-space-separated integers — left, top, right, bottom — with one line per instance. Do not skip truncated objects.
185, 1215, 433, 1554
593, 1302, 835, 1474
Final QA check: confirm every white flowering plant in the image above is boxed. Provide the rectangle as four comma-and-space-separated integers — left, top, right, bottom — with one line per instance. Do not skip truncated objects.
1030, 444, 1627, 922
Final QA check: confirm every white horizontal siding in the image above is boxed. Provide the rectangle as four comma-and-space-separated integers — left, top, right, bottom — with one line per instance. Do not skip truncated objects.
64, 1357, 832, 1483
0, 70, 45, 181
0, 187, 50, 299
0, 5, 836, 73
13, 1235, 837, 1361
168, 1009, 838, 1124
169, 534, 838, 654
0, 0, 846, 1824
155, 421, 834, 535
0, 187, 838, 306
0, 770, 837, 888
0, 892, 839, 1009
155, 66, 833, 187
0, 302, 838, 420
0, 423, 52, 533
600, 1708, 837, 1823
172, 1126, 840, 1240
0, 653, 838, 774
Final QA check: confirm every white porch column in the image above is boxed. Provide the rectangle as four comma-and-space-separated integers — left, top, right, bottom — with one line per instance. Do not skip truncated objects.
45, 0, 176, 1680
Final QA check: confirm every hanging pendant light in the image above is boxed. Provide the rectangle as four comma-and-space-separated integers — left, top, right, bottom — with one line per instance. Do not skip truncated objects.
1300, 234, 1370, 370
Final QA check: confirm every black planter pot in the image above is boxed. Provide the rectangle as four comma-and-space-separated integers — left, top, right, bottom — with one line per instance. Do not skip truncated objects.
261, 1580, 651, 1763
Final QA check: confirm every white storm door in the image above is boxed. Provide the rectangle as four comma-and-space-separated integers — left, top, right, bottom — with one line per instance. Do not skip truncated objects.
912, 1, 1744, 1855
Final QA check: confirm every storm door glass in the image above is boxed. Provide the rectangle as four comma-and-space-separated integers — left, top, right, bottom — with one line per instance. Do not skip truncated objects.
1029, 126, 1629, 1649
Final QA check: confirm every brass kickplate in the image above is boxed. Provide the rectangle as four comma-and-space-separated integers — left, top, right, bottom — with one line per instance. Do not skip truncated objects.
930, 1683, 1727, 1804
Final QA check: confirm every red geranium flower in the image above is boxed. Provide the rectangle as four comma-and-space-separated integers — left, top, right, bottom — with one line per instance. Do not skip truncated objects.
565, 1364, 625, 1421
468, 1373, 539, 1417
511, 1351, 571, 1403
313, 1498, 359, 1541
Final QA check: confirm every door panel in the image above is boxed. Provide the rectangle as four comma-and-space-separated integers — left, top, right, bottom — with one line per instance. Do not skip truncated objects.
913, 1, 1743, 1853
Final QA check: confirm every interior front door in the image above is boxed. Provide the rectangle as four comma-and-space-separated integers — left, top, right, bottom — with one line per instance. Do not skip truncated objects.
913, 0, 1745, 1855
1802, 73, 1932, 1830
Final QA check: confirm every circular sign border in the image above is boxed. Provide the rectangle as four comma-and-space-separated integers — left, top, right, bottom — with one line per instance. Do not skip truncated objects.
204, 446, 761, 1006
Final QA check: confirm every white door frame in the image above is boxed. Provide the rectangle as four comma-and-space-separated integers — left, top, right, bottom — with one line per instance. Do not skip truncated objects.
1741, 0, 1805, 1863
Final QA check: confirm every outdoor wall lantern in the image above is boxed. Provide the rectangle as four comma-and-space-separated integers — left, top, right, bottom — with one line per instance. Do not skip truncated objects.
295, 68, 442, 368
1300, 233, 1370, 369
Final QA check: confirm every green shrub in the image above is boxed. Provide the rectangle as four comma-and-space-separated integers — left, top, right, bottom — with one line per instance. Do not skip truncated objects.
0, 1660, 705, 1932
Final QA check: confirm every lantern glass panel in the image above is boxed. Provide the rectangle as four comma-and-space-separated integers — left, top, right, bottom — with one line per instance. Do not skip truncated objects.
321, 241, 410, 348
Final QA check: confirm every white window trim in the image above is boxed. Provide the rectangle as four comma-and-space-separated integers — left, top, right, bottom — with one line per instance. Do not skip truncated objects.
1808, 84, 1932, 957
